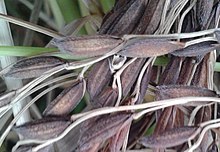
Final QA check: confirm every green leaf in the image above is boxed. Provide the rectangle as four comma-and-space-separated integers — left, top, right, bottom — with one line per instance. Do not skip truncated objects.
56, 0, 87, 34
214, 62, 220, 72
56, 0, 81, 23
0, 46, 57, 56
100, 0, 115, 13
145, 123, 156, 136
154, 56, 169, 66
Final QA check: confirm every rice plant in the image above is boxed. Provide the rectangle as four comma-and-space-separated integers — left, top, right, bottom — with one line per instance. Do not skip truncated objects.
0, 0, 220, 152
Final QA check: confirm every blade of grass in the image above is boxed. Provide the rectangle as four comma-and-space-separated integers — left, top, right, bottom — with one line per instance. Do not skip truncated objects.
47, 0, 65, 30
154, 56, 169, 66
78, 0, 94, 34
4, 0, 22, 18
23, 0, 43, 46
99, 0, 115, 13
18, 0, 58, 30
214, 62, 220, 72
0, 13, 62, 38
56, 0, 87, 35
0, 46, 57, 56
56, 0, 80, 23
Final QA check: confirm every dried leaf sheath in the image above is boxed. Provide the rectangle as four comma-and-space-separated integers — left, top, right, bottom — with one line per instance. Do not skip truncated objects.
43, 79, 85, 116
53, 35, 123, 57
139, 126, 199, 148
5, 56, 65, 79
14, 117, 71, 140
